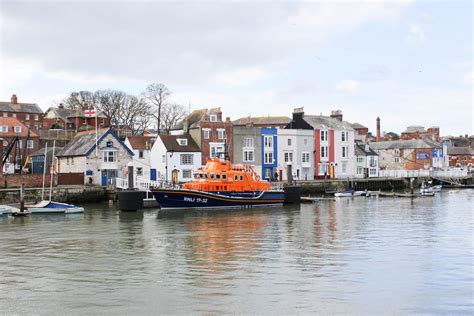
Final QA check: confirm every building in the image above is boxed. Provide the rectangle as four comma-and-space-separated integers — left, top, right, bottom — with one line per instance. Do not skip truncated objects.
277, 128, 314, 181
0, 117, 40, 174
286, 108, 355, 179
43, 104, 110, 131
0, 94, 44, 131
171, 107, 233, 164
29, 146, 62, 174
354, 142, 379, 178
124, 135, 155, 180
351, 122, 369, 136
56, 128, 134, 186
150, 134, 201, 183
233, 116, 291, 128
370, 139, 444, 171
447, 147, 473, 169
400, 126, 440, 141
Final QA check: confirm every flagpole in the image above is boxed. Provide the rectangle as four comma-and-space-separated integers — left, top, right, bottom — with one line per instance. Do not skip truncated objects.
95, 106, 98, 157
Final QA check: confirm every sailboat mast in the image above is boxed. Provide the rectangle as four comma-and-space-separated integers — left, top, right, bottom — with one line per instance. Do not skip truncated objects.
41, 142, 48, 200
49, 140, 56, 202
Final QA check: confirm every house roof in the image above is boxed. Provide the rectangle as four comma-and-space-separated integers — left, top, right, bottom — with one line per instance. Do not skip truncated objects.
233, 116, 291, 126
29, 146, 63, 157
46, 106, 108, 120
126, 136, 154, 150
351, 122, 368, 129
447, 146, 472, 155
355, 142, 378, 156
303, 115, 355, 131
158, 134, 201, 152
403, 126, 426, 133
370, 139, 441, 150
0, 117, 39, 137
172, 109, 207, 130
56, 128, 134, 157
0, 101, 43, 114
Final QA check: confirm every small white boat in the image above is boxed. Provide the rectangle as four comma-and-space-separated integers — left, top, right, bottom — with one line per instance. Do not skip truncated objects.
0, 205, 20, 215
334, 189, 366, 197
420, 191, 435, 196
25, 200, 84, 214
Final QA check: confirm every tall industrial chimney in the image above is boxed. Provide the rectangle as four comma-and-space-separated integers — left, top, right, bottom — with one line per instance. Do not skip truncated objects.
376, 117, 381, 142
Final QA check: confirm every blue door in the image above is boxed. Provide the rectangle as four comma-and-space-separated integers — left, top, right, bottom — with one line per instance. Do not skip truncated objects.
101, 170, 107, 186
150, 168, 157, 181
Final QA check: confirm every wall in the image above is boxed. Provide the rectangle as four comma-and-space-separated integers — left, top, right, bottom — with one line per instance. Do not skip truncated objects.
0, 111, 44, 130
0, 173, 53, 188
232, 126, 262, 176
333, 129, 355, 178
277, 129, 313, 181
199, 120, 233, 164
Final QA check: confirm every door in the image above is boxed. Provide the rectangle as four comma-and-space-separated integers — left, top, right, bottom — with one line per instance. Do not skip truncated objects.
150, 168, 157, 181
101, 170, 107, 186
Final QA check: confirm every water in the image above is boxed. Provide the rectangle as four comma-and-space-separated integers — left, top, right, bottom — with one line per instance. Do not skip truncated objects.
1, 190, 472, 315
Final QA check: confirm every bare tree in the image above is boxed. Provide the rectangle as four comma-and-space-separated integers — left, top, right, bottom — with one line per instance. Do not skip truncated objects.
118, 95, 152, 135
161, 103, 187, 134
63, 91, 96, 110
143, 83, 171, 134
94, 89, 128, 127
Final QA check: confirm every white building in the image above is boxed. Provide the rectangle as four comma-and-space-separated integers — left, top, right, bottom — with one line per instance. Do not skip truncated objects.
124, 135, 155, 180
277, 129, 314, 181
354, 142, 379, 178
150, 134, 202, 183
56, 128, 134, 186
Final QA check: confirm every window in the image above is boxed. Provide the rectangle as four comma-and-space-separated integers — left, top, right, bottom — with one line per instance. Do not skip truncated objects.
25, 114, 30, 120
177, 138, 188, 146
14, 126, 22, 133
342, 146, 349, 158
71, 157, 74, 165
342, 162, 347, 173
234, 175, 239, 181
183, 170, 192, 178
203, 129, 211, 139
216, 173, 221, 179
222, 174, 227, 180
162, 155, 166, 163
320, 146, 328, 158
136, 167, 143, 176
287, 138, 292, 146
302, 152, 310, 163
264, 135, 273, 148
321, 130, 328, 142
106, 141, 113, 148
341, 131, 348, 142
0, 126, 7, 133
357, 156, 364, 163
240, 175, 243, 181
180, 154, 193, 165
217, 129, 226, 139
394, 157, 400, 163
103, 151, 117, 162
16, 140, 22, 148
139, 150, 144, 159
100, 119, 105, 125
318, 163, 328, 175
34, 114, 39, 121
83, 118, 86, 125
369, 156, 377, 167
243, 149, 254, 162
27, 140, 34, 149
369, 168, 377, 175
243, 137, 254, 148
265, 168, 272, 179
210, 114, 217, 122
12, 113, 16, 118
264, 152, 273, 164
66, 157, 70, 165
2, 140, 7, 147
2, 113, 7, 117
304, 138, 308, 146
284, 151, 293, 162
210, 143, 225, 158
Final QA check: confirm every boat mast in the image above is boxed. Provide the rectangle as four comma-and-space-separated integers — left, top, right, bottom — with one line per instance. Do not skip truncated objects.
49, 140, 56, 202
41, 142, 48, 200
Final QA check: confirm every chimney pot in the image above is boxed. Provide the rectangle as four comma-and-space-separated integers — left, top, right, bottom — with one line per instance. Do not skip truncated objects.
58, 103, 64, 109
11, 94, 18, 104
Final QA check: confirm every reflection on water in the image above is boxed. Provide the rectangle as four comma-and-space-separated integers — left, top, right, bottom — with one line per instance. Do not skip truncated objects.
0, 191, 473, 314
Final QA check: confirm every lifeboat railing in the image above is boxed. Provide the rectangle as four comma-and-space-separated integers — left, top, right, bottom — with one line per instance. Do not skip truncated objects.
270, 182, 284, 191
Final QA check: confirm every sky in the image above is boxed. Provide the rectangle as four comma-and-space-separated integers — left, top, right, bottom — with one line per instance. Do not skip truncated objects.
0, 0, 472, 136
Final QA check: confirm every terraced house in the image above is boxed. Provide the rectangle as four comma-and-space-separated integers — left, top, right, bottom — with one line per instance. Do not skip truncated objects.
0, 94, 43, 131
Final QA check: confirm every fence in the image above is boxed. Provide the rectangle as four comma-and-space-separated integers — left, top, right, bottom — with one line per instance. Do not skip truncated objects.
379, 169, 468, 178
58, 173, 84, 185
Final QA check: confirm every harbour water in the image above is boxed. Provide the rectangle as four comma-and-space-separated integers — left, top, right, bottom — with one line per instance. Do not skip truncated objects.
1, 190, 472, 314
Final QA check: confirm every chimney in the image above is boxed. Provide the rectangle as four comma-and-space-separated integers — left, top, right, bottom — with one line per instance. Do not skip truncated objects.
58, 103, 64, 109
183, 118, 189, 134
11, 94, 18, 104
214, 107, 223, 121
376, 117, 381, 142
330, 110, 343, 122
292, 107, 304, 122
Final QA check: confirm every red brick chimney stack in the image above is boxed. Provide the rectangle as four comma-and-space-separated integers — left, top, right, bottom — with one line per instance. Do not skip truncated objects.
58, 103, 64, 109
376, 116, 381, 142
11, 94, 18, 104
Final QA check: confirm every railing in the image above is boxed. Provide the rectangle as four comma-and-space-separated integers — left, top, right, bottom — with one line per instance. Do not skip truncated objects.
378, 169, 468, 178
115, 177, 178, 191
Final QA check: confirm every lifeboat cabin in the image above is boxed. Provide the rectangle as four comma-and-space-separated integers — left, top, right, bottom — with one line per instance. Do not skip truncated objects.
182, 158, 270, 193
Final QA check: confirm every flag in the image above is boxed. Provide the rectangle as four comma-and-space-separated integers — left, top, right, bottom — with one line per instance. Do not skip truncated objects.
84, 107, 96, 117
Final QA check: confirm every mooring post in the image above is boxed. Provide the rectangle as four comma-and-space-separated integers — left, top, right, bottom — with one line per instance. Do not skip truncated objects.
20, 183, 25, 213
410, 178, 415, 195
127, 162, 134, 190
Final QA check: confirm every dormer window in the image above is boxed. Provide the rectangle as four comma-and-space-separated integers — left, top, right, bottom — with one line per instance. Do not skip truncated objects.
14, 126, 22, 133
210, 114, 217, 122
177, 138, 188, 146
106, 141, 113, 148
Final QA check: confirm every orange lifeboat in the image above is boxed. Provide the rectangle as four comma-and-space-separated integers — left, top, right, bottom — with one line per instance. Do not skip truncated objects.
182, 158, 270, 192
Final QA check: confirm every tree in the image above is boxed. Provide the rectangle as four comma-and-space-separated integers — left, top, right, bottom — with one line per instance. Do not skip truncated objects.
160, 103, 186, 134
143, 83, 171, 133
63, 91, 96, 110
94, 89, 128, 127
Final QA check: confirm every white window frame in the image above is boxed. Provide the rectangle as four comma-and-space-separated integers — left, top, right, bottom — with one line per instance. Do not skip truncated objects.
14, 126, 22, 133
284, 151, 293, 163
217, 129, 226, 140
0, 126, 7, 133
264, 135, 273, 148
321, 130, 328, 142
287, 138, 292, 146
138, 150, 144, 159
203, 128, 211, 139
182, 169, 192, 178
102, 150, 117, 163
210, 114, 217, 122
264, 152, 273, 164
177, 138, 188, 146
342, 146, 349, 158
243, 137, 254, 148
243, 149, 254, 162
27, 140, 34, 149
302, 152, 310, 163
34, 114, 39, 121
320, 146, 328, 158
25, 114, 30, 121
180, 154, 193, 165
210, 143, 225, 158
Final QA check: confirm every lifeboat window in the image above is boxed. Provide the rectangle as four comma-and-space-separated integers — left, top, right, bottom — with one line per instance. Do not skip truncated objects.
234, 175, 238, 181
240, 175, 244, 181
222, 174, 227, 180
216, 174, 221, 179
210, 173, 214, 179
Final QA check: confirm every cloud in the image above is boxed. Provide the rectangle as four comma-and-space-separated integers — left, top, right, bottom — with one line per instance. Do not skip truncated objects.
406, 24, 426, 43
336, 79, 361, 92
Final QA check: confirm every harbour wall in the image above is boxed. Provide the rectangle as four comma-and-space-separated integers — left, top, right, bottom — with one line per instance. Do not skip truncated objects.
0, 185, 106, 204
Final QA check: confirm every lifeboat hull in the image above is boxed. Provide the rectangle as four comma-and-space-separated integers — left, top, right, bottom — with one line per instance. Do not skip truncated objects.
152, 189, 285, 210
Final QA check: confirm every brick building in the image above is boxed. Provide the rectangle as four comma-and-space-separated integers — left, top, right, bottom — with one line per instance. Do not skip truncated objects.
0, 94, 44, 131
171, 108, 233, 165
0, 117, 40, 173
400, 126, 440, 141
232, 116, 291, 128
447, 147, 473, 169
43, 104, 110, 131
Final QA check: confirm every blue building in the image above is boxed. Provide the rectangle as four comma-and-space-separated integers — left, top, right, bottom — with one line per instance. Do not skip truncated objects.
261, 128, 278, 181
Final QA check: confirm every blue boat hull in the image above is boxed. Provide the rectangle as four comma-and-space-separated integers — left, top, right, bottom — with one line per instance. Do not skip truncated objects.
152, 189, 285, 210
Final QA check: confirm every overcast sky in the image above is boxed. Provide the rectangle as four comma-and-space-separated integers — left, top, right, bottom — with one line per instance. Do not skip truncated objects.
0, 0, 472, 136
